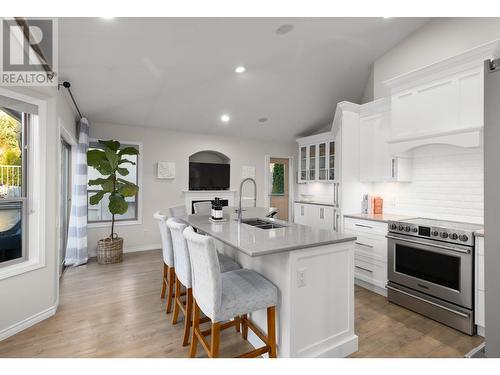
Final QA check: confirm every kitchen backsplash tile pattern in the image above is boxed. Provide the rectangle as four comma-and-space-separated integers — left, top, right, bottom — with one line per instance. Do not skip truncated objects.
372, 144, 483, 224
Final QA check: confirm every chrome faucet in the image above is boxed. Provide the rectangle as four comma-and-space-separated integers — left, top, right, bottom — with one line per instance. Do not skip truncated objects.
238, 177, 257, 222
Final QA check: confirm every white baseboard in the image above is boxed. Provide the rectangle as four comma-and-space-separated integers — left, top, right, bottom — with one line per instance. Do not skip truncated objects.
355, 278, 388, 297
123, 243, 161, 253
247, 326, 358, 358
0, 305, 57, 341
89, 243, 161, 257
478, 325, 485, 337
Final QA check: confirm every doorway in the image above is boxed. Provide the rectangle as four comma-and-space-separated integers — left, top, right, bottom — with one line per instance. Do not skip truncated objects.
268, 157, 290, 221
60, 139, 72, 276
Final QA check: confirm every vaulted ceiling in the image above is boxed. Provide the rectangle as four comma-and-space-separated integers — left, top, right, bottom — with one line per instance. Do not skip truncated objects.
59, 17, 429, 142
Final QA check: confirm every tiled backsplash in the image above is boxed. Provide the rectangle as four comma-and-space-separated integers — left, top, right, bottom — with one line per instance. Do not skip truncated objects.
372, 144, 484, 224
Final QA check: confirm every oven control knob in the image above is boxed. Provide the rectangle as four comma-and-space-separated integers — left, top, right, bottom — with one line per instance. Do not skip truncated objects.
398, 225, 404, 231
390, 223, 397, 230
449, 233, 458, 240
405, 226, 411, 232
440, 232, 449, 239
412, 227, 418, 233
432, 231, 439, 237
459, 234, 469, 242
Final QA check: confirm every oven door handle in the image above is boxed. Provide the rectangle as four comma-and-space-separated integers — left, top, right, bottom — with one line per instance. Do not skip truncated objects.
386, 285, 470, 319
385, 234, 471, 254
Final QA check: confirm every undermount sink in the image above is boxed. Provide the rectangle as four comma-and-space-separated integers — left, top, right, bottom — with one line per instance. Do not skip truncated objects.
240, 218, 285, 230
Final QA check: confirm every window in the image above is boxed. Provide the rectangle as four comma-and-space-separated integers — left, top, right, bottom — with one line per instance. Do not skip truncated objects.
0, 106, 29, 267
87, 140, 140, 224
269, 162, 285, 196
0, 90, 46, 280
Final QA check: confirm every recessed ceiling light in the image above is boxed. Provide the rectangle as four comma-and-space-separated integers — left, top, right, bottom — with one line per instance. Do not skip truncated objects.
258, 117, 268, 123
101, 17, 115, 20
235, 66, 246, 73
221, 114, 230, 123
383, 17, 391, 19
276, 24, 294, 35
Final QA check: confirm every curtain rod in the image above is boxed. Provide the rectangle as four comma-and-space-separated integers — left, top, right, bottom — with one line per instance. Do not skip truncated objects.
59, 81, 83, 119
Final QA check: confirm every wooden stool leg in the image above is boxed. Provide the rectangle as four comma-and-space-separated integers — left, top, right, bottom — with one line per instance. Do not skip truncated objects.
161, 264, 167, 299
267, 306, 277, 358
210, 322, 221, 358
172, 275, 181, 324
235, 316, 240, 333
241, 314, 248, 340
182, 288, 193, 346
166, 267, 175, 314
189, 301, 200, 358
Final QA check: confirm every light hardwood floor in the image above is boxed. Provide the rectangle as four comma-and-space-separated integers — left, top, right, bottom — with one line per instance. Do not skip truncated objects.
0, 250, 483, 358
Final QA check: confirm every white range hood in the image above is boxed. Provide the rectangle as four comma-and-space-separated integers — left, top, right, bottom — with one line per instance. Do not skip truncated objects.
382, 40, 500, 155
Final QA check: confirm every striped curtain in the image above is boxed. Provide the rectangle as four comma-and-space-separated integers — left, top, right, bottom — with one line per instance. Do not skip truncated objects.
64, 118, 89, 266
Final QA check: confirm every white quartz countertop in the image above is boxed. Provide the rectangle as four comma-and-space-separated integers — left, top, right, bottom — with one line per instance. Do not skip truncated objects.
344, 213, 419, 223
178, 214, 356, 257
294, 200, 336, 207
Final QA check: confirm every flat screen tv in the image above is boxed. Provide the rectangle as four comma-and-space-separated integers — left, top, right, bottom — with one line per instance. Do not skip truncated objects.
189, 162, 230, 190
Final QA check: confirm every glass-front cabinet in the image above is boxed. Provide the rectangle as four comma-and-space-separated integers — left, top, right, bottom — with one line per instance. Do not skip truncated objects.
308, 144, 316, 181
297, 132, 335, 183
328, 141, 335, 181
299, 145, 307, 182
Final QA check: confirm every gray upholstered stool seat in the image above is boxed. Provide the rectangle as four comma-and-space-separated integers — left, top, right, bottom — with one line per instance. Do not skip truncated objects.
215, 268, 278, 322
218, 253, 241, 273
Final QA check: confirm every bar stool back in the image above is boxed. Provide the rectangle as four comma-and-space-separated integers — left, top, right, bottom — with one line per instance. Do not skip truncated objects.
184, 226, 278, 358
153, 211, 175, 313
167, 219, 241, 347
169, 205, 187, 218
193, 201, 212, 215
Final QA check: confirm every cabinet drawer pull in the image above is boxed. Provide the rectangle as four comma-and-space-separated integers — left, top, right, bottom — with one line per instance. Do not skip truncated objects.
355, 265, 373, 273
355, 223, 373, 229
355, 241, 373, 248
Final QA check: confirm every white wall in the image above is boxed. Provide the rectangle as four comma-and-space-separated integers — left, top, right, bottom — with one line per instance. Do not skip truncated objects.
372, 18, 500, 98
372, 145, 484, 224
0, 87, 77, 339
88, 123, 295, 255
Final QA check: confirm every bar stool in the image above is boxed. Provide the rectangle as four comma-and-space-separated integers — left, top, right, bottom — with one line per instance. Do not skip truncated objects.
183, 226, 278, 358
169, 205, 187, 218
166, 219, 241, 346
153, 211, 175, 314
193, 201, 212, 215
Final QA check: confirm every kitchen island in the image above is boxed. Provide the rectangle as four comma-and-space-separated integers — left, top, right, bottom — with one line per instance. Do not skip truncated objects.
179, 214, 358, 358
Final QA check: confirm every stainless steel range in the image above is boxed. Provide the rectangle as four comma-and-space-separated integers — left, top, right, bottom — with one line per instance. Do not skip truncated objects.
386, 218, 483, 335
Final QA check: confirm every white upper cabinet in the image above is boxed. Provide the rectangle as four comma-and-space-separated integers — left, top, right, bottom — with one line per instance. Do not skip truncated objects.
296, 132, 336, 183
359, 99, 412, 182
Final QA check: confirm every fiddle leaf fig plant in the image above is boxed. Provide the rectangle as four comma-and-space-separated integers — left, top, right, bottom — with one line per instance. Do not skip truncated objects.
87, 140, 139, 239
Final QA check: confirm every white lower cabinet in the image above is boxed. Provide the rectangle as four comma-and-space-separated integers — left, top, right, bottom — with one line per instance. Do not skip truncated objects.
475, 236, 485, 336
293, 203, 337, 231
344, 217, 388, 296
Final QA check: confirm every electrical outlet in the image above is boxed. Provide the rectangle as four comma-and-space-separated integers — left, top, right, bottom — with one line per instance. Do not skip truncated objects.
297, 268, 306, 288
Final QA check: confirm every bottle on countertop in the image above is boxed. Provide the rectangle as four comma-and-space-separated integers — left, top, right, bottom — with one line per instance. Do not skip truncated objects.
361, 194, 369, 214
211, 197, 223, 220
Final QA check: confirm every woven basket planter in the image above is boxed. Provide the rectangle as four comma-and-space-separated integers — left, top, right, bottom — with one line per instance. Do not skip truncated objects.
97, 237, 124, 264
